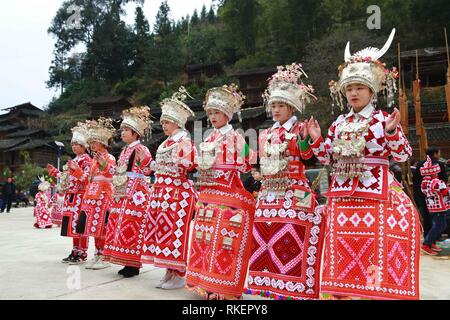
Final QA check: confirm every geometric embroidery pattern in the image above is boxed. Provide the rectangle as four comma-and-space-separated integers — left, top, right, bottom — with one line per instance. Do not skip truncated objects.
186, 201, 254, 297
142, 177, 197, 271
248, 191, 325, 300
321, 185, 421, 300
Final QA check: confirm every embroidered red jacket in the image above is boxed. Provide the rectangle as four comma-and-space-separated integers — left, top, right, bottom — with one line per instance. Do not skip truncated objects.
155, 130, 197, 179
197, 124, 256, 209
421, 176, 450, 213
49, 154, 91, 194
310, 105, 412, 200
259, 116, 314, 181
84, 151, 116, 200
111, 140, 152, 198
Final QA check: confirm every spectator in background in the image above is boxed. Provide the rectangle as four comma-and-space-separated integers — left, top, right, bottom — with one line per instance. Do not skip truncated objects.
413, 146, 448, 237
1, 177, 16, 213
29, 177, 41, 207
243, 166, 262, 196
420, 156, 449, 255
14, 190, 30, 207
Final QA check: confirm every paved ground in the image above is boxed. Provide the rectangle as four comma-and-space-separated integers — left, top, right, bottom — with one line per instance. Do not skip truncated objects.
1, 207, 449, 300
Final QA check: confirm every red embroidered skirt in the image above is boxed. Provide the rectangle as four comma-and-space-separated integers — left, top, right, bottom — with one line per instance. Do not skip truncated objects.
141, 176, 197, 270
321, 185, 420, 300
60, 193, 84, 237
50, 197, 63, 226
247, 184, 326, 300
103, 182, 150, 268
34, 206, 53, 228
79, 193, 112, 239
186, 186, 255, 297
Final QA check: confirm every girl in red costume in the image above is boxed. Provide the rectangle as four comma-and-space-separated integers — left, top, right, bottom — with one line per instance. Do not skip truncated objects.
186, 84, 256, 300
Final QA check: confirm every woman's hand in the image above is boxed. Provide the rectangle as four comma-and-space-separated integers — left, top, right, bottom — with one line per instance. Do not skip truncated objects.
306, 116, 322, 142
94, 152, 106, 166
68, 160, 80, 171
385, 108, 401, 133
46, 164, 56, 173
135, 147, 145, 163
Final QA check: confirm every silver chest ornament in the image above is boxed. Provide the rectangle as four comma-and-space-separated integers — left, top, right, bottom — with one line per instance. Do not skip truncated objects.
260, 132, 295, 176
332, 118, 371, 179
58, 164, 71, 192
155, 139, 179, 176
196, 134, 227, 171
112, 162, 128, 198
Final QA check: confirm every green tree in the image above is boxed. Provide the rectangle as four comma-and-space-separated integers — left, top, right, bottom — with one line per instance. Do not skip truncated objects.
14, 151, 46, 192
190, 10, 200, 26
47, 0, 143, 90
147, 1, 183, 86
131, 6, 151, 75
82, 3, 135, 83
200, 5, 207, 23
219, 0, 259, 56
207, 6, 216, 24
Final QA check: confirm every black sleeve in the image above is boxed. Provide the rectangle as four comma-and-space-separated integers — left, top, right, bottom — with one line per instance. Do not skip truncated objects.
243, 177, 255, 192
127, 150, 136, 172
412, 160, 425, 197
300, 154, 318, 167
438, 162, 448, 183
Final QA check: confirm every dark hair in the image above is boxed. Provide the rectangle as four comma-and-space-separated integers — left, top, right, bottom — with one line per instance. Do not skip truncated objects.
426, 146, 440, 158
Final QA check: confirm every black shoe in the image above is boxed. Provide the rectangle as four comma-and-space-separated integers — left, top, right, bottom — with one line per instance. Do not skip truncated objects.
118, 266, 127, 275
69, 254, 87, 265
121, 266, 140, 278
62, 253, 74, 263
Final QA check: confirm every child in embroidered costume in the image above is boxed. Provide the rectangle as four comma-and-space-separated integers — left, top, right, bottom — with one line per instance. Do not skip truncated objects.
50, 185, 64, 227
186, 84, 256, 300
77, 118, 116, 270
307, 29, 421, 300
420, 156, 450, 256
247, 63, 326, 300
33, 177, 53, 229
141, 87, 198, 289
102, 106, 153, 278
47, 122, 92, 264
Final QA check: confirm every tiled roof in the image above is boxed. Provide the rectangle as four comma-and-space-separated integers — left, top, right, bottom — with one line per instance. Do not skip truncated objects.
7, 139, 51, 151
0, 137, 29, 150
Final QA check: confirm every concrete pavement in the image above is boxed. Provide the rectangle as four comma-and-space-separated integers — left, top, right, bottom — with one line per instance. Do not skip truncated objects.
1, 207, 449, 300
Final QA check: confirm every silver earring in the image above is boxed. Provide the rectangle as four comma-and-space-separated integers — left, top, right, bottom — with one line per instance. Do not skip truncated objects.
371, 95, 378, 108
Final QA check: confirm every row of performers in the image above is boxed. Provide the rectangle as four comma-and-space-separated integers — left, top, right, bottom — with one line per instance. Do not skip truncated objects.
37, 29, 420, 300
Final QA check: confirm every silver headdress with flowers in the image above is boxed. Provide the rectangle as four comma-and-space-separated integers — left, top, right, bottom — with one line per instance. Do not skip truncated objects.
330, 28, 399, 112
71, 121, 90, 149
85, 117, 116, 147
203, 83, 245, 121
160, 86, 195, 128
121, 106, 153, 138
263, 62, 316, 114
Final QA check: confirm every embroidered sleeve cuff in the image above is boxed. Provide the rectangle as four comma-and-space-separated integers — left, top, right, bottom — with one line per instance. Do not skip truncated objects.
385, 127, 399, 140
99, 162, 107, 171
72, 168, 83, 180
49, 168, 60, 177
299, 135, 311, 152
309, 135, 324, 149
140, 154, 152, 167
